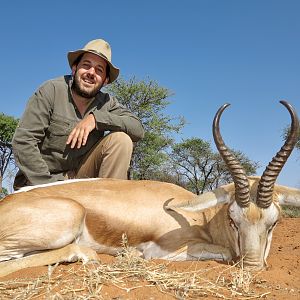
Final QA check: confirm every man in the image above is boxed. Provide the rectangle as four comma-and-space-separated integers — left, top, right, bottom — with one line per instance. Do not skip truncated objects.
12, 39, 144, 189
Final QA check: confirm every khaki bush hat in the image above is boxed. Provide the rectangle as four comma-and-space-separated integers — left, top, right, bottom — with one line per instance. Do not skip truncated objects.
67, 39, 119, 83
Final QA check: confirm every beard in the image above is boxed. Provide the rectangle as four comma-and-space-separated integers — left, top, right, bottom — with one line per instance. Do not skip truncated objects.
71, 71, 102, 99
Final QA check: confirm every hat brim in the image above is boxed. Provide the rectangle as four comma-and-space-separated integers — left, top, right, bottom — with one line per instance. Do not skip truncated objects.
68, 50, 119, 83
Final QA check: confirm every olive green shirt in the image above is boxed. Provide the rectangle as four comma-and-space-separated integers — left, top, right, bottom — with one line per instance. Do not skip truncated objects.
12, 75, 144, 187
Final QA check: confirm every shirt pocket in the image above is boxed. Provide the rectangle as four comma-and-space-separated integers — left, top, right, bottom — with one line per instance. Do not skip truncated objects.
43, 118, 73, 153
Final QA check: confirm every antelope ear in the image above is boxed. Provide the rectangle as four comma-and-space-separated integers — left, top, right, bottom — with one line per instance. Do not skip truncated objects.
166, 185, 234, 212
275, 185, 300, 207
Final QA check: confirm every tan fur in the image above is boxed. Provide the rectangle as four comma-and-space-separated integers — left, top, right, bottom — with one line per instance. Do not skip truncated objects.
245, 203, 262, 224
0, 177, 299, 277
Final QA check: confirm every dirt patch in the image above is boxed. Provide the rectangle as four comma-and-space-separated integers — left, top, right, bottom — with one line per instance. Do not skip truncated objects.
0, 218, 299, 299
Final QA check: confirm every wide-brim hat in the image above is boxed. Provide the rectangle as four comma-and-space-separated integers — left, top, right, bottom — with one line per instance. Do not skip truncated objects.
67, 39, 119, 83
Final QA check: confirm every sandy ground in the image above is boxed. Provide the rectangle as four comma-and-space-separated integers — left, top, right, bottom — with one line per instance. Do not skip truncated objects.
0, 217, 299, 299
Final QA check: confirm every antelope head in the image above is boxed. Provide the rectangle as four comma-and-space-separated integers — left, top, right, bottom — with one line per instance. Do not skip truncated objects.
213, 100, 299, 269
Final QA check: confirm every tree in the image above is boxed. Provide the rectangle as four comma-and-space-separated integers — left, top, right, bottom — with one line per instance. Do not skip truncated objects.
106, 76, 258, 189
170, 138, 215, 194
0, 113, 19, 192
170, 137, 259, 195
106, 77, 185, 179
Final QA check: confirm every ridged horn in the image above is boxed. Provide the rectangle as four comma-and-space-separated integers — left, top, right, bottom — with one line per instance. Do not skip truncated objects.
213, 103, 250, 207
256, 101, 300, 208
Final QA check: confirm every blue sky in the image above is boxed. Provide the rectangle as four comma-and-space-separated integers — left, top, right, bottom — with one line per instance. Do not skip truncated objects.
1, 0, 299, 187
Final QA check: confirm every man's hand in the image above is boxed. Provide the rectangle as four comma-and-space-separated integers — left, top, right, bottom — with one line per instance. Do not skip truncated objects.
66, 114, 96, 149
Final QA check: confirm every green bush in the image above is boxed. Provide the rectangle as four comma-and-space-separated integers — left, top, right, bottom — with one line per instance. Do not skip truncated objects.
281, 206, 300, 218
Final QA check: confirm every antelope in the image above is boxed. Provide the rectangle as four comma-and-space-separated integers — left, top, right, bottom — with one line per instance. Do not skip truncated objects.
0, 101, 299, 278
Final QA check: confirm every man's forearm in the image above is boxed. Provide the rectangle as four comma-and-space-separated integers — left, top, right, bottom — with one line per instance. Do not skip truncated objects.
92, 110, 144, 142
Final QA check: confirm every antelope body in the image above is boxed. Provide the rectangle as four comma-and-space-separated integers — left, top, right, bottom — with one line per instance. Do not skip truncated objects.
0, 101, 299, 277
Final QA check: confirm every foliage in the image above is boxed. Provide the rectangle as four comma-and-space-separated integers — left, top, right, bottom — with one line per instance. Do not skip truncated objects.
0, 186, 8, 199
105, 76, 260, 190
106, 77, 185, 179
0, 113, 19, 191
169, 137, 259, 195
106, 76, 259, 188
281, 206, 300, 218
0, 113, 18, 143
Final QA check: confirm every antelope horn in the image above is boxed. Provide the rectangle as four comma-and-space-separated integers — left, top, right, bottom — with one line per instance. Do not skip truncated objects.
213, 103, 250, 207
257, 100, 299, 208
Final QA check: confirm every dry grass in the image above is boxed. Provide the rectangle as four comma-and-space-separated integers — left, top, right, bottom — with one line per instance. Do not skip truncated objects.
0, 235, 269, 300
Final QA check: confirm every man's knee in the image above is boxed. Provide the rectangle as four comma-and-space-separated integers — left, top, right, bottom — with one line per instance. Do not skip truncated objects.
75, 132, 133, 179
107, 132, 133, 152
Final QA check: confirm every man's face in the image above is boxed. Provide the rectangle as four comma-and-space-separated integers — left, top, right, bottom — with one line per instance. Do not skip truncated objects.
72, 52, 108, 99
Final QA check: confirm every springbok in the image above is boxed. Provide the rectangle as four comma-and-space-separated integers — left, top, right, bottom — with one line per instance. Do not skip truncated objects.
0, 101, 299, 277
